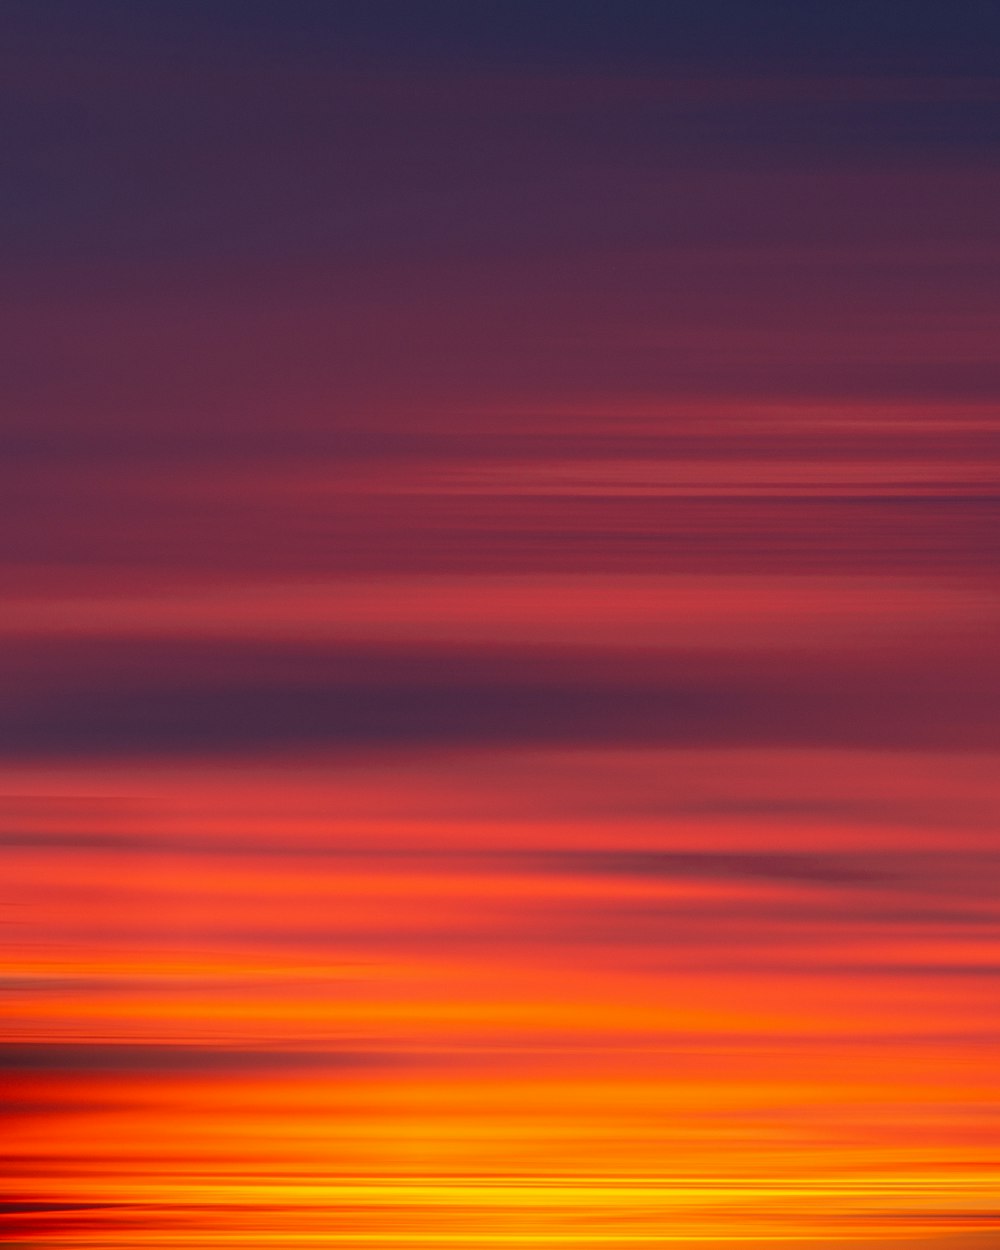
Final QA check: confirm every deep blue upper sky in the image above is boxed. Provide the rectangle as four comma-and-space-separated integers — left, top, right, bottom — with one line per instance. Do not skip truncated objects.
6, 0, 1000, 74
2, 0, 997, 460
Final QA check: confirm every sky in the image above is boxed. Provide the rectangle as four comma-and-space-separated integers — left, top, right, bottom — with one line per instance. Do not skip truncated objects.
1, 2, 999, 1247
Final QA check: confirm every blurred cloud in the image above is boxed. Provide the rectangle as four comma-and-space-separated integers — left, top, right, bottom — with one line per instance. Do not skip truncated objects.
0, 635, 995, 757
0, 1041, 396, 1076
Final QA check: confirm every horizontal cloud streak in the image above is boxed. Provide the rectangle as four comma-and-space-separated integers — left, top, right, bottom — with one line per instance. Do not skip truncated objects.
0, 635, 995, 757
0, 1042, 394, 1076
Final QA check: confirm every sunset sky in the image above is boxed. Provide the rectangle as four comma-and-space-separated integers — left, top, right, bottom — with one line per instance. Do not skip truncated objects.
2, 3, 999, 1247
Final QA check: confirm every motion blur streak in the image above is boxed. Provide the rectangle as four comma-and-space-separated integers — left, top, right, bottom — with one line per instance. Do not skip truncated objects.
2, 2, 998, 1246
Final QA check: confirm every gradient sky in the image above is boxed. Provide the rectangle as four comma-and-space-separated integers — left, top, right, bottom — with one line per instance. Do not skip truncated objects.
2, 3, 999, 1247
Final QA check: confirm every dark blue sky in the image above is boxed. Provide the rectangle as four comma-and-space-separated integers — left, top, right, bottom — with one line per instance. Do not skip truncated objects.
6, 0, 1000, 73
1, 2, 997, 454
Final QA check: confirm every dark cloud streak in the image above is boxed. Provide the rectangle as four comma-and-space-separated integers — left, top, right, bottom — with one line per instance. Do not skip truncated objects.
0, 636, 996, 757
